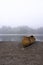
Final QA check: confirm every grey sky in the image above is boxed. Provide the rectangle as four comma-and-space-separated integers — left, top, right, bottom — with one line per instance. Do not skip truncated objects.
0, 0, 43, 29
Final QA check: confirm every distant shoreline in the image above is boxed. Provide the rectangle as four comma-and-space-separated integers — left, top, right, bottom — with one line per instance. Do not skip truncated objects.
0, 34, 43, 36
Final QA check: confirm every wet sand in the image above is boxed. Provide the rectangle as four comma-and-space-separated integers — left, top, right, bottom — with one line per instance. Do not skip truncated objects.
0, 41, 43, 65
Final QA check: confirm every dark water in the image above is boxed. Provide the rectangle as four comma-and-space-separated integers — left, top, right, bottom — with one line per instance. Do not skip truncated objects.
0, 34, 43, 42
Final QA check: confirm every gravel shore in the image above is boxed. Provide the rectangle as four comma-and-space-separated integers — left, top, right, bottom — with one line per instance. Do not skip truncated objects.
0, 41, 43, 65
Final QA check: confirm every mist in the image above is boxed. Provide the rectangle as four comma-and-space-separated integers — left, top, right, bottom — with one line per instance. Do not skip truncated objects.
0, 0, 43, 29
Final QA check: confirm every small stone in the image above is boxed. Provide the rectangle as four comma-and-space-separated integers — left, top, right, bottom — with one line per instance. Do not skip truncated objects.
21, 48, 24, 50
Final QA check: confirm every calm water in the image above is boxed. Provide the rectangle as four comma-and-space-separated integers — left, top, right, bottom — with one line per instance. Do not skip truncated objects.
0, 34, 43, 42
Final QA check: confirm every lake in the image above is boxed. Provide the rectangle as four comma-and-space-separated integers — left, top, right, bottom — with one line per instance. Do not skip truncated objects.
0, 34, 43, 42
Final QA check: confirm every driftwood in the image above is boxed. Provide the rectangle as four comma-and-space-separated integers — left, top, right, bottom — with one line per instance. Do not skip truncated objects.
22, 35, 36, 47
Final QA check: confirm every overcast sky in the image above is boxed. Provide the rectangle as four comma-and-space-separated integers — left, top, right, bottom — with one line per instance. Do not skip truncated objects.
0, 0, 43, 29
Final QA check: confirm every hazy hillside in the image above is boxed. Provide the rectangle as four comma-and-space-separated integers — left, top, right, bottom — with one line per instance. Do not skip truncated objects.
0, 26, 43, 34
36, 27, 43, 34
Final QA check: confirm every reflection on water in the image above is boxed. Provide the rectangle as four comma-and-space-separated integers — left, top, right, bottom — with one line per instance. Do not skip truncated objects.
0, 34, 43, 42
0, 35, 23, 42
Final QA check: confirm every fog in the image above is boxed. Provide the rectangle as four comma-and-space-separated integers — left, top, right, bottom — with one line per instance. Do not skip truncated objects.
0, 0, 43, 29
